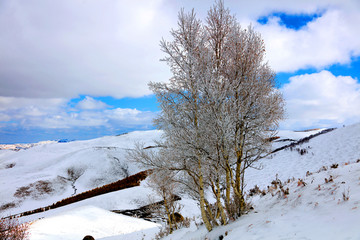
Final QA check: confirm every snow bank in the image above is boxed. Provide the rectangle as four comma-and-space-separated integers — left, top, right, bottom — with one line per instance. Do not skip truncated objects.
29, 205, 160, 240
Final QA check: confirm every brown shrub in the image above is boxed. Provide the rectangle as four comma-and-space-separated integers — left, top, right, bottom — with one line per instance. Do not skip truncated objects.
330, 163, 339, 169
325, 175, 333, 183
14, 186, 32, 198
5, 163, 16, 169
0, 217, 29, 240
297, 179, 306, 187
35, 181, 54, 194
170, 212, 184, 223
0, 202, 17, 211
14, 180, 54, 199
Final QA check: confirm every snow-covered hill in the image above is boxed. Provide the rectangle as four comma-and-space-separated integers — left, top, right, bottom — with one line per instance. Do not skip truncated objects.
166, 159, 360, 240
0, 130, 162, 216
0, 141, 57, 151
245, 123, 360, 192
0, 123, 359, 239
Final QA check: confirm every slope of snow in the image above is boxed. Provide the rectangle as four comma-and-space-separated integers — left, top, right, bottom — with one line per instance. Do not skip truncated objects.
1, 123, 359, 240
0, 130, 162, 216
245, 123, 360, 191
28, 205, 160, 240
276, 128, 325, 141
164, 160, 360, 240
15, 182, 158, 224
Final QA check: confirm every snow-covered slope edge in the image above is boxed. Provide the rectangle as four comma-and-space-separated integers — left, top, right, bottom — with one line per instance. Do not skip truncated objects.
164, 160, 360, 240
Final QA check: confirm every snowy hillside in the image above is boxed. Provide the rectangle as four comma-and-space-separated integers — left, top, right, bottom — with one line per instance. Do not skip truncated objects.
166, 159, 360, 240
0, 123, 359, 239
245, 123, 360, 192
0, 130, 162, 216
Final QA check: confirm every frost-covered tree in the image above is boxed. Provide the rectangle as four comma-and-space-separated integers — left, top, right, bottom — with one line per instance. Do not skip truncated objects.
128, 143, 182, 233
131, 1, 284, 232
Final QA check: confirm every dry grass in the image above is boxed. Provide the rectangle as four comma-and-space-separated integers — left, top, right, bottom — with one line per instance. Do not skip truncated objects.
0, 202, 17, 211
14, 180, 54, 199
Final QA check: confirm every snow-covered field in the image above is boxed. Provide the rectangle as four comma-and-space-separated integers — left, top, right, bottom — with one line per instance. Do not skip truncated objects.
0, 130, 162, 216
1, 123, 359, 239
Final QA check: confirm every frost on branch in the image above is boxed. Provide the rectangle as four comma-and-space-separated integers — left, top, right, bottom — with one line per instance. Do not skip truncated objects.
130, 0, 284, 232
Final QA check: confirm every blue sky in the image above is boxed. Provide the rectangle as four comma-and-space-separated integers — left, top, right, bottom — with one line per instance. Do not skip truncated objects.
1, 0, 360, 143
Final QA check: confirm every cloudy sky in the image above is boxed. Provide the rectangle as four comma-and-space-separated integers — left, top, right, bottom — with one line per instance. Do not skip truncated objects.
1, 0, 360, 143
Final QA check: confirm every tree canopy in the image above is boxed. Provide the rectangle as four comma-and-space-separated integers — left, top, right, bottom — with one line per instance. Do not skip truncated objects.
130, 0, 285, 232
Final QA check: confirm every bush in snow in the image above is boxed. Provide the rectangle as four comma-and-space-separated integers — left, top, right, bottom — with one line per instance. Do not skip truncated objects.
248, 185, 266, 197
330, 163, 339, 169
145, 170, 185, 234
325, 175, 334, 183
0, 217, 29, 240
0, 202, 17, 211
342, 187, 350, 201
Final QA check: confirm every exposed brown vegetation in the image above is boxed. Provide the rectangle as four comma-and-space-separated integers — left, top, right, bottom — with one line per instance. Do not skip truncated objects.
342, 187, 350, 201
330, 163, 339, 169
13, 186, 32, 198
5, 163, 16, 169
248, 185, 266, 197
325, 175, 334, 183
0, 217, 29, 240
170, 212, 184, 223
297, 179, 307, 187
14, 180, 54, 199
0, 202, 17, 211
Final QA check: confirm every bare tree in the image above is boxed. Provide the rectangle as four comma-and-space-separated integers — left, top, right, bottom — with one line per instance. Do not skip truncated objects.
128, 143, 183, 234
131, 0, 284, 232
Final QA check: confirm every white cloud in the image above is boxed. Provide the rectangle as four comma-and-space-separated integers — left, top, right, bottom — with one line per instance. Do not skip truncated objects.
255, 8, 360, 72
0, 97, 68, 123
76, 96, 109, 110
0, 96, 155, 129
34, 108, 156, 129
0, 97, 67, 111
1, 0, 360, 136
1, 0, 359, 99
105, 108, 155, 127
0, 0, 174, 99
281, 70, 360, 129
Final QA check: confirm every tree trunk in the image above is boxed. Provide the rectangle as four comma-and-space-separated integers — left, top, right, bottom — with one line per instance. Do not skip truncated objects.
163, 192, 173, 233
225, 156, 231, 210
199, 173, 213, 231
215, 177, 227, 225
